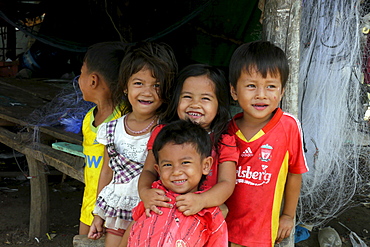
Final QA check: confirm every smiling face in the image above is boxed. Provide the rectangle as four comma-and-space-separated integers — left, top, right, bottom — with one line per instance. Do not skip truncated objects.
177, 75, 218, 131
154, 142, 212, 194
231, 67, 284, 126
126, 68, 162, 118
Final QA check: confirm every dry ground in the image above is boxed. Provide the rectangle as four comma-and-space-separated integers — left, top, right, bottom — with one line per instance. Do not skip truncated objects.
0, 150, 370, 247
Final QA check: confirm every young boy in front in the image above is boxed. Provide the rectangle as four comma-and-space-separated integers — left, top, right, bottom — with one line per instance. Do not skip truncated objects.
120, 120, 228, 247
226, 41, 309, 247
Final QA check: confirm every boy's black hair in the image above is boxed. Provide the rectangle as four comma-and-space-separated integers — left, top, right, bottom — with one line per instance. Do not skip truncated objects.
153, 120, 212, 190
117, 41, 178, 116
162, 64, 231, 154
229, 41, 289, 89
152, 120, 212, 163
83, 41, 130, 108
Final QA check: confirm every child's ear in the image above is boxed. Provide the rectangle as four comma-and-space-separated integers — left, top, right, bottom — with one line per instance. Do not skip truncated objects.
230, 84, 238, 101
90, 73, 99, 88
281, 87, 285, 97
154, 164, 160, 175
202, 156, 213, 175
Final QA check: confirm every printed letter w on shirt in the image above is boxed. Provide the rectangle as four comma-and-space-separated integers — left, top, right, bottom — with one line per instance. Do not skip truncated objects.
86, 155, 103, 168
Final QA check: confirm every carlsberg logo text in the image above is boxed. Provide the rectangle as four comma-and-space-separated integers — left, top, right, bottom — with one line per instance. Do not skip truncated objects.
237, 166, 271, 184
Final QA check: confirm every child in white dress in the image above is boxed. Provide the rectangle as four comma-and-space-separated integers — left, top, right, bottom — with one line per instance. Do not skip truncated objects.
87, 41, 177, 247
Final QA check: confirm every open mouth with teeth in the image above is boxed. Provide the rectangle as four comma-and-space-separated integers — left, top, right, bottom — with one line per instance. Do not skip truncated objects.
139, 100, 153, 105
172, 179, 187, 185
186, 112, 203, 118
252, 104, 268, 110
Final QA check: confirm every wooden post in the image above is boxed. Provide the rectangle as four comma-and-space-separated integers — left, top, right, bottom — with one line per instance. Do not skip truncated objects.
261, 0, 301, 117
6, 24, 16, 60
27, 156, 49, 239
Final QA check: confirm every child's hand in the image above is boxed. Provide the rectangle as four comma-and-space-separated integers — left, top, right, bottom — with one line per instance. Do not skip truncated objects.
176, 193, 204, 216
88, 216, 105, 240
141, 188, 172, 217
275, 214, 294, 244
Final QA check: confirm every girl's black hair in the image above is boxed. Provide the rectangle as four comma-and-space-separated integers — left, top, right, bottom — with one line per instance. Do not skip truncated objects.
162, 64, 231, 154
115, 42, 178, 116
84, 41, 130, 108
229, 40, 289, 89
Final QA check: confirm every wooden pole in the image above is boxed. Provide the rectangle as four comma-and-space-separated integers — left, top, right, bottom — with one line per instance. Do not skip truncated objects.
6, 24, 16, 61
27, 156, 49, 239
261, 0, 301, 117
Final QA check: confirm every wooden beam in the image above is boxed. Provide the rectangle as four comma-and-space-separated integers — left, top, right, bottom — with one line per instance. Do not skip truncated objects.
24, 144, 84, 182
0, 126, 84, 182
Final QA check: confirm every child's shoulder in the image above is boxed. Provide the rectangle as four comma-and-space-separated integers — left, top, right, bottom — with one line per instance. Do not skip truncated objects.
280, 111, 302, 128
265, 110, 303, 140
84, 106, 96, 118
219, 132, 236, 145
281, 111, 299, 121
226, 113, 241, 133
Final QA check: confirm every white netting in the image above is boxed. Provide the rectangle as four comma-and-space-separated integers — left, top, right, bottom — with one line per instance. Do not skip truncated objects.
297, 0, 370, 227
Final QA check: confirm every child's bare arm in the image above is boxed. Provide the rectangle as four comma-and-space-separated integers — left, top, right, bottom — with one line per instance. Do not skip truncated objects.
176, 161, 236, 216
97, 147, 113, 195
276, 172, 302, 244
87, 148, 111, 240
88, 215, 105, 240
138, 150, 171, 216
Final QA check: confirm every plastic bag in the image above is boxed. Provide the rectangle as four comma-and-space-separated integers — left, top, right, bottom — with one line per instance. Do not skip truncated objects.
318, 227, 342, 247
349, 231, 368, 247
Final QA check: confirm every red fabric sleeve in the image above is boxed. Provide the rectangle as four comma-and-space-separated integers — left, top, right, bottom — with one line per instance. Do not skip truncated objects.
147, 124, 165, 150
204, 208, 228, 247
132, 201, 145, 221
218, 133, 239, 165
287, 116, 309, 174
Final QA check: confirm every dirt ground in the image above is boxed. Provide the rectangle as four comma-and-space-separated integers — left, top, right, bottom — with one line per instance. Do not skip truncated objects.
1, 150, 370, 247
0, 174, 83, 247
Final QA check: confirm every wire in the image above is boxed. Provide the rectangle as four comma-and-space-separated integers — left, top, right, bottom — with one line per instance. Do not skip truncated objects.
104, 0, 126, 43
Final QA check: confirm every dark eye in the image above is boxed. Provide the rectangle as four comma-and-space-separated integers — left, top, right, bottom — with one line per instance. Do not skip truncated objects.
134, 81, 143, 85
182, 95, 191, 99
246, 84, 256, 88
202, 97, 211, 101
162, 163, 172, 167
267, 85, 276, 89
154, 83, 160, 88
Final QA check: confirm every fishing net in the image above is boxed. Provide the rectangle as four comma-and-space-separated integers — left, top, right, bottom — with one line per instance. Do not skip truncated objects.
25, 77, 95, 137
297, 0, 370, 227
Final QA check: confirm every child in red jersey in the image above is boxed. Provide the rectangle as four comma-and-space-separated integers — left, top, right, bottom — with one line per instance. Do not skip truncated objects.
138, 64, 238, 218
226, 41, 309, 247
121, 120, 228, 247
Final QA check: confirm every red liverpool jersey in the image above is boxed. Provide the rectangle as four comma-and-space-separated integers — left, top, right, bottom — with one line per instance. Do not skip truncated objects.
225, 108, 308, 247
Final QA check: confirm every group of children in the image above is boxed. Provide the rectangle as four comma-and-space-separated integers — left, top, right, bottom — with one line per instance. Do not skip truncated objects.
77, 40, 308, 247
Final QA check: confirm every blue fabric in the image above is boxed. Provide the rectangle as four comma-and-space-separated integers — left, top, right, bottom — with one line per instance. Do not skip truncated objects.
295, 225, 310, 243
